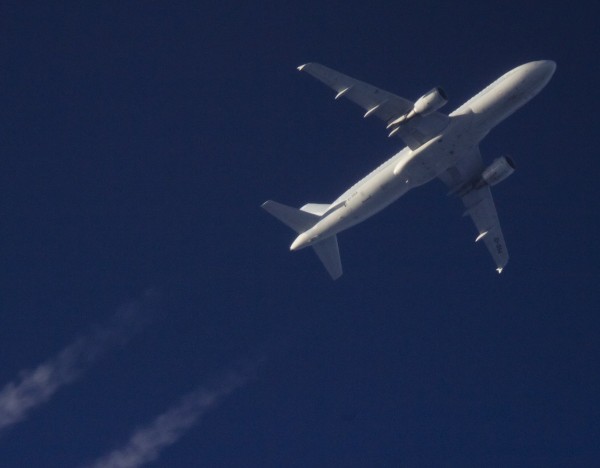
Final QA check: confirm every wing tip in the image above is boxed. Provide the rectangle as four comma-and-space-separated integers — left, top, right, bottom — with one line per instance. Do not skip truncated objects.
496, 260, 508, 274
331, 270, 343, 280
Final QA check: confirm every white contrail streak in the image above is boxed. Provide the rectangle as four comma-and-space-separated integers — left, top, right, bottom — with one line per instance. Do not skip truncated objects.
85, 363, 258, 468
0, 292, 157, 433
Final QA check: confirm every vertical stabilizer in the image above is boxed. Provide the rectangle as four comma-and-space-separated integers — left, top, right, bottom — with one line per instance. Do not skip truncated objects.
300, 203, 331, 216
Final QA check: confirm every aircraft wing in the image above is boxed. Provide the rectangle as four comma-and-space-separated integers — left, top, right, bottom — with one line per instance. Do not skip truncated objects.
298, 63, 449, 150
438, 146, 509, 272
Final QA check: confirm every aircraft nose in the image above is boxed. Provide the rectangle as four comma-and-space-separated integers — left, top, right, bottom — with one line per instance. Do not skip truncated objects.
519, 60, 556, 90
530, 60, 556, 79
538, 60, 557, 76
534, 60, 557, 89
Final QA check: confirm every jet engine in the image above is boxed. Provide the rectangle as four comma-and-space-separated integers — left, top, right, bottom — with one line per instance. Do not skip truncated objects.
413, 87, 448, 116
475, 156, 516, 188
387, 87, 448, 133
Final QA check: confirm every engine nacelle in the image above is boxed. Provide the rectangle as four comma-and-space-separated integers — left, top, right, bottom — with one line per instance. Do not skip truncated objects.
476, 156, 516, 188
413, 87, 448, 116
386, 87, 449, 132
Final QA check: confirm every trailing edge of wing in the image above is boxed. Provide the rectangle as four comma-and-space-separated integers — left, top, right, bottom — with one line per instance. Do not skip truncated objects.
298, 62, 413, 121
463, 187, 509, 271
298, 62, 449, 149
438, 146, 509, 271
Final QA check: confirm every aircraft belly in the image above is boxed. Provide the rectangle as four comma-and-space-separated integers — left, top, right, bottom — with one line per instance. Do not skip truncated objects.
311, 169, 410, 240
308, 114, 480, 243
401, 133, 469, 186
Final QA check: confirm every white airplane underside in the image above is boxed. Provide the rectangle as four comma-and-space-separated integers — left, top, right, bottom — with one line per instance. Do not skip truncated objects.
262, 60, 556, 279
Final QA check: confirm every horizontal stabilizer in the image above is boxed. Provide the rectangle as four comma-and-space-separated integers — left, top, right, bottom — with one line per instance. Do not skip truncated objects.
261, 200, 319, 233
312, 235, 343, 280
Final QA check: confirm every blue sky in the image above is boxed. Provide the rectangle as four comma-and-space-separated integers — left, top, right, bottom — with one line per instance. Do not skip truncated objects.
1, 2, 598, 466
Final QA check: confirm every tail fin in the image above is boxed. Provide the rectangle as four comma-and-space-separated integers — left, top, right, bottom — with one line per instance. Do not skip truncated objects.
261, 200, 343, 280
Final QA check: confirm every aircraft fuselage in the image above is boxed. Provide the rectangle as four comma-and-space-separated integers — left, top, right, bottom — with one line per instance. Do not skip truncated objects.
290, 61, 556, 251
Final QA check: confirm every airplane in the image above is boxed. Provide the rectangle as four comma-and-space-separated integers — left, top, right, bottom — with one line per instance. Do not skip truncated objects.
262, 60, 556, 279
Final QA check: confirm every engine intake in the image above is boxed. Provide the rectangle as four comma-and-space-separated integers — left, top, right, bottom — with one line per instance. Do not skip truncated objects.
413, 87, 448, 116
475, 156, 516, 188
387, 87, 448, 132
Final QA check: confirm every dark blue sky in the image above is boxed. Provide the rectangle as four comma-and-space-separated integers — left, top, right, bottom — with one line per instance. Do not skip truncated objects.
1, 2, 598, 467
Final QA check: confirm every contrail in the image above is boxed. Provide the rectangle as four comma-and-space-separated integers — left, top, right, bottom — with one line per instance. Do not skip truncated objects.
84, 361, 260, 468
0, 291, 158, 433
